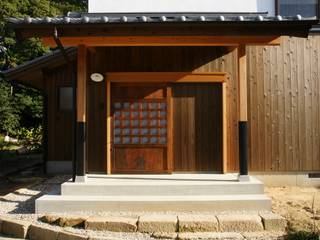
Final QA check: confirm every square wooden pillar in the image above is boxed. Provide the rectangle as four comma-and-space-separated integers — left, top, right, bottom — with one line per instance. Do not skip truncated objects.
75, 45, 87, 182
238, 45, 249, 181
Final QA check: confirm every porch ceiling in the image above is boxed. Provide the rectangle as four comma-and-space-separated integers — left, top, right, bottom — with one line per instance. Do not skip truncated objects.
7, 12, 317, 47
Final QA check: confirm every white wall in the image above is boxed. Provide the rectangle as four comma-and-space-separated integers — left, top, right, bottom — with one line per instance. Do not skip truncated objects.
89, 0, 275, 16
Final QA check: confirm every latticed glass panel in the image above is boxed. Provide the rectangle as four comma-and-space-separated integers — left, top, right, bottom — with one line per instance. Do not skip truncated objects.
113, 99, 167, 145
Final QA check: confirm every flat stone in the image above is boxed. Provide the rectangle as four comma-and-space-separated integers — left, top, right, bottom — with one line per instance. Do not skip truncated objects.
152, 232, 178, 239
39, 214, 61, 224
58, 231, 88, 240
178, 232, 243, 240
1, 218, 30, 239
59, 216, 87, 227
85, 216, 138, 232
138, 215, 178, 233
242, 231, 286, 240
27, 224, 59, 240
178, 215, 219, 232
217, 214, 264, 232
89, 237, 123, 240
259, 212, 287, 231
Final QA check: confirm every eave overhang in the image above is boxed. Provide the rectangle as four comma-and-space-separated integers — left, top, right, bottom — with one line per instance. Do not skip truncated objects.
7, 13, 318, 47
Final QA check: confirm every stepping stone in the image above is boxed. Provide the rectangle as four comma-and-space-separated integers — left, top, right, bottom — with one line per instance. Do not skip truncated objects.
178, 215, 219, 232
217, 214, 264, 232
138, 215, 178, 233
85, 216, 138, 232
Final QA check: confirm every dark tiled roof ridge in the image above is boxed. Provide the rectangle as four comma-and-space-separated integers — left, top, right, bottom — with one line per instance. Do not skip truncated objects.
7, 12, 317, 25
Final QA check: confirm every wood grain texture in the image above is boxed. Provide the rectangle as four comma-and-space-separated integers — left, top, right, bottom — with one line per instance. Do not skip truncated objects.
87, 47, 239, 173
43, 65, 73, 163
172, 83, 222, 172
247, 36, 320, 172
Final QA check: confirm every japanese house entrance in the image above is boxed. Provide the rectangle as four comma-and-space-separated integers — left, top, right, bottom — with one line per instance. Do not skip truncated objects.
107, 73, 226, 174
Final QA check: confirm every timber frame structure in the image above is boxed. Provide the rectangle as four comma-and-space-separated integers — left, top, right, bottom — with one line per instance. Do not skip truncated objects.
5, 13, 318, 181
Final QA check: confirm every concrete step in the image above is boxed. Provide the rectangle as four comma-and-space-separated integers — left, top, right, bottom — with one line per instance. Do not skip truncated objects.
61, 175, 264, 196
35, 194, 271, 213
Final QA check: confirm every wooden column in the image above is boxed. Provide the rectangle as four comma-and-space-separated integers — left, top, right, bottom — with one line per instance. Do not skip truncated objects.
106, 79, 111, 174
75, 45, 87, 181
238, 45, 249, 180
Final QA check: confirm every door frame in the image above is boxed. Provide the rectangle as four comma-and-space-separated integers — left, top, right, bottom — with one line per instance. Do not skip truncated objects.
106, 72, 228, 174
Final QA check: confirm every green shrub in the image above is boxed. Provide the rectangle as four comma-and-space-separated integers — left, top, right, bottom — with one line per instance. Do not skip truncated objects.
17, 126, 42, 152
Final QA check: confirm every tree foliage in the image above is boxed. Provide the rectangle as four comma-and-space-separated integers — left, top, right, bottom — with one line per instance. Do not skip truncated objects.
0, 0, 87, 142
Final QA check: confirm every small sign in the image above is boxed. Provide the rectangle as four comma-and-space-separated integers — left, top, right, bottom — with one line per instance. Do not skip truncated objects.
90, 73, 104, 82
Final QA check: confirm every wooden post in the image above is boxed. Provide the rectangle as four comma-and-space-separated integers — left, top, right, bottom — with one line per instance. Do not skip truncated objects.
238, 45, 249, 180
106, 79, 111, 174
75, 45, 87, 182
222, 81, 228, 173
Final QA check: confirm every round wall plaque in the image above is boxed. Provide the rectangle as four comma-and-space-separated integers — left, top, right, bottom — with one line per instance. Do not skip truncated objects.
90, 73, 104, 82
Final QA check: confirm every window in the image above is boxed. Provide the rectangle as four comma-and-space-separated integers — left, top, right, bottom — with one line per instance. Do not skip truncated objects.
112, 100, 167, 145
278, 0, 318, 18
58, 87, 73, 111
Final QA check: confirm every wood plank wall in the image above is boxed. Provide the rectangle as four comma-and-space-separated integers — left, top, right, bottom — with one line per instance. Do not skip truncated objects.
87, 47, 239, 173
43, 64, 74, 163
247, 36, 320, 172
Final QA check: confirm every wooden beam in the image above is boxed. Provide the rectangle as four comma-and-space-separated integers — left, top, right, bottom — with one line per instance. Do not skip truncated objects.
222, 81, 228, 174
107, 72, 227, 83
42, 36, 281, 47
238, 45, 248, 122
106, 79, 111, 174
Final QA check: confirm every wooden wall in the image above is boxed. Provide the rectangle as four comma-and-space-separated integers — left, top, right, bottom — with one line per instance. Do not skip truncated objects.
247, 36, 320, 172
43, 64, 74, 163
87, 47, 239, 173
84, 36, 320, 173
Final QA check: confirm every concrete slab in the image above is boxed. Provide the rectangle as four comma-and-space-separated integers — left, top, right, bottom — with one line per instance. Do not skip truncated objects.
61, 174, 264, 196
138, 215, 178, 233
36, 194, 271, 213
217, 214, 264, 232
178, 215, 219, 232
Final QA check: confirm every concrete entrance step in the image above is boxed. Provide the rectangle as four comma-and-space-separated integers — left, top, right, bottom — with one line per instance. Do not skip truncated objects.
61, 174, 264, 196
35, 194, 271, 213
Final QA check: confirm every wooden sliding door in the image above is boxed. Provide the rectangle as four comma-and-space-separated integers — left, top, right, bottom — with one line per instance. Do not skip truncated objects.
172, 83, 223, 172
111, 83, 170, 173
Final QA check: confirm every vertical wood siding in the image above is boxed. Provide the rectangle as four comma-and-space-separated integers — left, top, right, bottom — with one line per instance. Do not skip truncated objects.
247, 36, 320, 172
44, 65, 73, 163
87, 47, 239, 173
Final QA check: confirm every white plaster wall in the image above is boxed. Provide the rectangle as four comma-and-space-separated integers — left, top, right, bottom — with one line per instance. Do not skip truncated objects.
88, 0, 275, 16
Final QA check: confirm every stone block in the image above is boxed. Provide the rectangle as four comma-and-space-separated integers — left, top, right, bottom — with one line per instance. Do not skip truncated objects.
58, 231, 88, 240
138, 215, 178, 233
28, 224, 59, 240
242, 231, 286, 240
59, 216, 87, 227
1, 218, 30, 239
39, 214, 60, 224
178, 232, 243, 240
178, 215, 219, 232
85, 216, 138, 232
259, 212, 287, 231
217, 214, 264, 232
152, 232, 178, 239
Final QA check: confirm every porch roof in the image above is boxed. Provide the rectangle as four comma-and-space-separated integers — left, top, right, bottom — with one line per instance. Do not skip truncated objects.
1, 47, 76, 89
8, 12, 317, 44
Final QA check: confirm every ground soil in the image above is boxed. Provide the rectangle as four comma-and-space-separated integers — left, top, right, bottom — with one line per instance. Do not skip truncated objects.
265, 186, 320, 233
